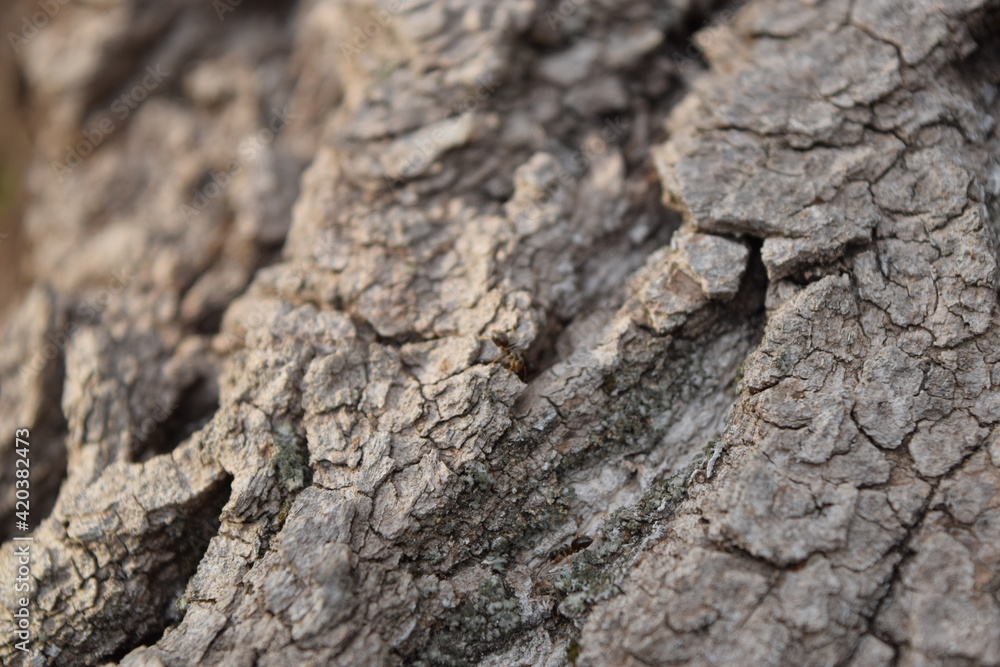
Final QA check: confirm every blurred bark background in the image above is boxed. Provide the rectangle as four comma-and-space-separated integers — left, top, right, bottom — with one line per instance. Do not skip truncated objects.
0, 2, 31, 321
1, 0, 1000, 665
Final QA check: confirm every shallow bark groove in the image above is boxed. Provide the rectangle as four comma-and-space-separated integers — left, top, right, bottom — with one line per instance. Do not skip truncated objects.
0, 0, 998, 665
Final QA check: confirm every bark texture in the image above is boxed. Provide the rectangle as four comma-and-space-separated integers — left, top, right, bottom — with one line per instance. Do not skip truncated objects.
1, 0, 1000, 665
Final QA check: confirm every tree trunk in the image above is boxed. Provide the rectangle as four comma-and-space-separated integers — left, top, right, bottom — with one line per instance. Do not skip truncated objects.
2, 0, 999, 664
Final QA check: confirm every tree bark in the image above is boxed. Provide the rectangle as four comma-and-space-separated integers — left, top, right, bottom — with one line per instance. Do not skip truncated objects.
1, 0, 999, 665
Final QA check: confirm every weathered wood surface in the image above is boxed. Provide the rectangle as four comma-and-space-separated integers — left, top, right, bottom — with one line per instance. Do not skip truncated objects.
1, 0, 999, 664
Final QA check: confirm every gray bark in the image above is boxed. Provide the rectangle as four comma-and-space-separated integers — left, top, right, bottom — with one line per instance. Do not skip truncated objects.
1, 0, 999, 665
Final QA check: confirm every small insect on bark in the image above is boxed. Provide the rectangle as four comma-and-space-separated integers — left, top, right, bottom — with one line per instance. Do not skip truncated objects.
533, 535, 595, 591
546, 536, 594, 565
480, 332, 527, 378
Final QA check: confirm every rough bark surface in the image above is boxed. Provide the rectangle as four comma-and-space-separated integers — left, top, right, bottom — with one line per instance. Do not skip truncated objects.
1, 0, 999, 665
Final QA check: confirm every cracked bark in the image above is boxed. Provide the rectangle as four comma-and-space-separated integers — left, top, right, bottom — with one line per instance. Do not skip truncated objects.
1, 0, 999, 665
